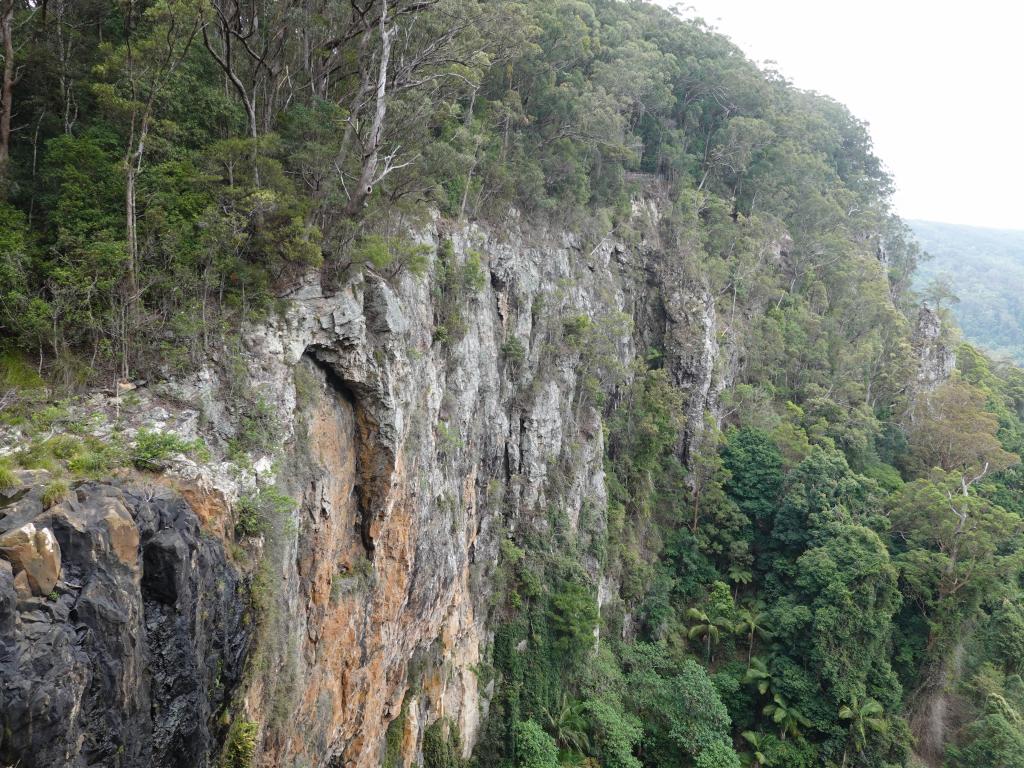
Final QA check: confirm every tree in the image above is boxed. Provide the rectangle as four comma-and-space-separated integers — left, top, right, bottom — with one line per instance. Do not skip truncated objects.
740, 731, 771, 768
623, 644, 738, 768
762, 694, 810, 741
904, 378, 1019, 482
722, 428, 784, 528
513, 719, 560, 768
686, 607, 732, 664
548, 581, 599, 658
838, 696, 886, 765
579, 697, 642, 768
0, 0, 16, 172
201, 0, 286, 147
743, 656, 774, 696
794, 521, 901, 709
923, 275, 959, 310
770, 446, 879, 556
735, 603, 773, 664
540, 693, 590, 755
93, 0, 201, 375
890, 472, 1021, 622
946, 712, 1024, 768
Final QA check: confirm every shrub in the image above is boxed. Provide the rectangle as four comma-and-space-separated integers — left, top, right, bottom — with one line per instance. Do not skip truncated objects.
47, 434, 82, 459
432, 239, 488, 346
15, 440, 60, 471
132, 429, 205, 470
513, 720, 559, 768
68, 437, 126, 477
423, 718, 464, 768
549, 581, 599, 656
30, 403, 70, 432
382, 701, 408, 768
695, 741, 741, 768
234, 487, 296, 539
221, 717, 258, 768
231, 398, 279, 456
351, 233, 431, 279
501, 336, 527, 365
293, 361, 320, 407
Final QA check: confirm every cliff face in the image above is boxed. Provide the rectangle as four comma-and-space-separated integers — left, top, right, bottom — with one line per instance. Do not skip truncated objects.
0, 206, 777, 767
911, 306, 957, 392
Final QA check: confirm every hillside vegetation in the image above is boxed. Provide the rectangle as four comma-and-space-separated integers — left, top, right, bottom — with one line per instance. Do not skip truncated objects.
1, 2, 1023, 768
911, 219, 1024, 364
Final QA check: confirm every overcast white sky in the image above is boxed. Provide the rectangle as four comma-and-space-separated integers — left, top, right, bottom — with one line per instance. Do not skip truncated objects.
655, 0, 1023, 230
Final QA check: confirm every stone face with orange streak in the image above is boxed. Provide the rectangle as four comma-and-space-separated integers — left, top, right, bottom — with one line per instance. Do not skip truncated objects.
0, 203, 752, 768
232, 230, 625, 768
213, 210, 740, 766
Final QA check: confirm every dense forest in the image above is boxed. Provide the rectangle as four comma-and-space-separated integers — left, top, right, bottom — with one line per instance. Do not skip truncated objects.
911, 219, 1024, 365
2, 2, 1024, 768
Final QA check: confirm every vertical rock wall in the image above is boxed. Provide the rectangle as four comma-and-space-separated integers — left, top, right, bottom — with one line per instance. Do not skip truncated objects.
1, 204, 759, 767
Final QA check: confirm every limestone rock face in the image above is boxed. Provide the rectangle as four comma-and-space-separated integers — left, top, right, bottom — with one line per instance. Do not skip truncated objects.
200, 212, 749, 768
0, 205, 749, 768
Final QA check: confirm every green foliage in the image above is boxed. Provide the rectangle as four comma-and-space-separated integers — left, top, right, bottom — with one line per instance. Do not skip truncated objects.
794, 522, 901, 707
432, 239, 487, 346
501, 336, 527, 366
3, 2, 1022, 766
235, 487, 296, 539
622, 644, 739, 767
722, 429, 784, 527
548, 582, 599, 658
350, 234, 431, 279
132, 428, 206, 470
579, 697, 642, 768
221, 717, 258, 768
382, 700, 408, 768
230, 398, 280, 457
947, 712, 1024, 768
423, 718, 465, 768
0, 461, 16, 491
41, 479, 70, 508
695, 740, 742, 768
512, 720, 559, 768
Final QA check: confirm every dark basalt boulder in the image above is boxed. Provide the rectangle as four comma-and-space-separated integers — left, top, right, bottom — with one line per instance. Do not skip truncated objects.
0, 477, 251, 768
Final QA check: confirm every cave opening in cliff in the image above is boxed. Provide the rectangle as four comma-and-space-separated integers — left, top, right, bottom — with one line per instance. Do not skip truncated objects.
300, 348, 379, 559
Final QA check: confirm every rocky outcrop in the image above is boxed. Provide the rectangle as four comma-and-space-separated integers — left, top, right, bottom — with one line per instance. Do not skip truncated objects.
912, 306, 956, 391
0, 520, 61, 596
0, 474, 249, 767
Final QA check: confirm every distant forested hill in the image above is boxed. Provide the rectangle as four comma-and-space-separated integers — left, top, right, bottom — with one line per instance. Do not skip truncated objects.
910, 219, 1024, 363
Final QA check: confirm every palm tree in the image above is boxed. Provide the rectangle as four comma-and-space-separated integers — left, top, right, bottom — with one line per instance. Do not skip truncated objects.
763, 694, 810, 741
838, 696, 886, 766
687, 607, 731, 663
728, 565, 753, 599
541, 693, 591, 756
741, 730, 771, 768
743, 656, 774, 696
734, 603, 773, 664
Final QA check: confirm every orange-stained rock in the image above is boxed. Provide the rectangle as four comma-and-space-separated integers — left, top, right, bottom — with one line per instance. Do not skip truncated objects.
0, 522, 61, 595
173, 482, 230, 539
104, 508, 140, 569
